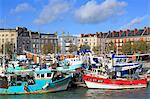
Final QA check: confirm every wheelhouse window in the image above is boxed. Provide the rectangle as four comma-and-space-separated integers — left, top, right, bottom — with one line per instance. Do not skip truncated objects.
37, 74, 40, 78
17, 75, 22, 81
47, 73, 52, 77
41, 74, 44, 78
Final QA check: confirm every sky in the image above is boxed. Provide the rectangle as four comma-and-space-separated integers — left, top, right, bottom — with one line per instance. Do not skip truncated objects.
0, 0, 150, 36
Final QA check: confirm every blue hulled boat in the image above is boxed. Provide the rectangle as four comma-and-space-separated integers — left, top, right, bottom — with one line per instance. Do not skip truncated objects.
0, 69, 71, 94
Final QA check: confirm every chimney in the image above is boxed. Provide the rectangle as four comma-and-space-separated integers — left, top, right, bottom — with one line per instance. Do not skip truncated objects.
112, 31, 116, 37
100, 32, 103, 38
134, 28, 138, 35
96, 32, 98, 37
144, 27, 147, 31
81, 34, 84, 37
119, 30, 123, 37
126, 29, 130, 36
108, 31, 111, 37
148, 27, 150, 32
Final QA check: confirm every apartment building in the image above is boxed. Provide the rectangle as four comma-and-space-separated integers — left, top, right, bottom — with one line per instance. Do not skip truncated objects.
0, 27, 18, 55
78, 32, 100, 50
79, 27, 150, 53
0, 27, 58, 56
58, 35, 78, 54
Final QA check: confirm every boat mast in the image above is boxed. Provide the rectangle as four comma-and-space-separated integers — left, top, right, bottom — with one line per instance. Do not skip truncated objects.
2, 37, 5, 70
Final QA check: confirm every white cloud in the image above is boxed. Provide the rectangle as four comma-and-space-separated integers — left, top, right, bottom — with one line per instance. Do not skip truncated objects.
129, 17, 145, 26
74, 0, 127, 24
120, 16, 147, 29
34, 0, 70, 25
10, 3, 35, 14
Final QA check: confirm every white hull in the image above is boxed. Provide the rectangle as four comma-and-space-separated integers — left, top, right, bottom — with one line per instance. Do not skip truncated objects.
85, 81, 147, 89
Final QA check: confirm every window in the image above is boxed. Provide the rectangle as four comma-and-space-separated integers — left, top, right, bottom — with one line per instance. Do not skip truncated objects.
41, 74, 44, 78
37, 74, 40, 78
2, 34, 4, 37
6, 34, 8, 36
11, 34, 14, 36
6, 38, 8, 42
47, 73, 51, 77
11, 38, 14, 42
17, 75, 22, 81
33, 44, 35, 48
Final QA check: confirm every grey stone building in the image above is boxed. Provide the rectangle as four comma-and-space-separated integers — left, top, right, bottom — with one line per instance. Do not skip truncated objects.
30, 32, 40, 54
58, 35, 78, 54
17, 27, 31, 54
40, 33, 58, 54
30, 33, 58, 54
0, 27, 58, 55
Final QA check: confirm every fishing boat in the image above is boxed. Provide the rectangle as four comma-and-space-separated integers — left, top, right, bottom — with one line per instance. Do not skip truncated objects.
83, 54, 148, 89
83, 73, 147, 89
57, 56, 83, 72
144, 70, 150, 81
110, 54, 143, 77
0, 69, 71, 94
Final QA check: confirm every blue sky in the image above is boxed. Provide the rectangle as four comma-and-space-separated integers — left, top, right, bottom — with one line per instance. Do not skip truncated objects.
0, 0, 150, 35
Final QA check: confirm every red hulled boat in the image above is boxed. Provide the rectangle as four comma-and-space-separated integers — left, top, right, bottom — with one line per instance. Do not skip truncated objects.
83, 74, 147, 89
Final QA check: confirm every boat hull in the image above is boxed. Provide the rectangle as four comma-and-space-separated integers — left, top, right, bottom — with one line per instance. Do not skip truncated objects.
83, 75, 147, 89
57, 64, 82, 72
0, 76, 71, 95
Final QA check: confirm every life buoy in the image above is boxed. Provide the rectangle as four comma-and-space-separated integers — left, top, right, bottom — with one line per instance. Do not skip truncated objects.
24, 85, 28, 91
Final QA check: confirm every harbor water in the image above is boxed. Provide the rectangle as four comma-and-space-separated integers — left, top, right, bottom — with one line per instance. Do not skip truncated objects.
0, 86, 150, 99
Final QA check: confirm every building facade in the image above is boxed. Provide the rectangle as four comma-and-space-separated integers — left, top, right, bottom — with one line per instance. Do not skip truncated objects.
0, 28, 17, 55
58, 35, 78, 54
17, 27, 31, 54
104, 27, 150, 54
40, 33, 58, 54
78, 32, 100, 50
30, 32, 40, 54
0, 27, 58, 56
78, 27, 150, 54
30, 33, 58, 54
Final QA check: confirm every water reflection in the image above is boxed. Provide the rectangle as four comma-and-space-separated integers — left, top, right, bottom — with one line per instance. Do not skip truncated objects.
0, 87, 150, 99
85, 88, 150, 99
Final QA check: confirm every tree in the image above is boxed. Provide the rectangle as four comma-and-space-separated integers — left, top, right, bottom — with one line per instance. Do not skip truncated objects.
137, 40, 147, 53
79, 44, 90, 51
122, 40, 148, 54
3, 42, 14, 59
107, 42, 116, 53
42, 44, 54, 54
122, 41, 132, 54
132, 40, 147, 53
92, 46, 101, 54
57, 45, 61, 54
146, 42, 150, 53
68, 44, 78, 53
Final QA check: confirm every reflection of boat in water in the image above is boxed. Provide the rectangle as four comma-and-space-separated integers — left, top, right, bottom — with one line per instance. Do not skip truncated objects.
85, 88, 147, 98
0, 69, 71, 94
83, 54, 148, 89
